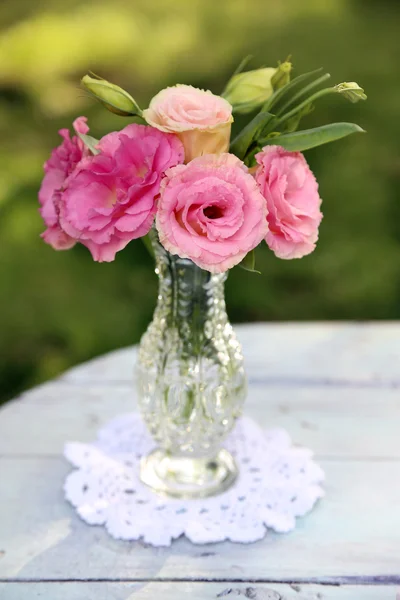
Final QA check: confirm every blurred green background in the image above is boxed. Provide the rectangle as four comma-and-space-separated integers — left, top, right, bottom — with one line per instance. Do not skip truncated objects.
1, 0, 399, 404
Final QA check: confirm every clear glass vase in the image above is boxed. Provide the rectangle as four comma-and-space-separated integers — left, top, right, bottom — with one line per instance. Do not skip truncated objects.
136, 229, 247, 498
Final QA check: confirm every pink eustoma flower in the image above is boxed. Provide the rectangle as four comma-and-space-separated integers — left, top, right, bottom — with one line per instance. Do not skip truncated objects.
59, 124, 184, 262
156, 153, 268, 273
255, 146, 323, 259
39, 116, 89, 250
143, 85, 233, 163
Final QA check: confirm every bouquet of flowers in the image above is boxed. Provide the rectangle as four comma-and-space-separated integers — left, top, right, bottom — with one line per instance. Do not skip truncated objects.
38, 60, 366, 273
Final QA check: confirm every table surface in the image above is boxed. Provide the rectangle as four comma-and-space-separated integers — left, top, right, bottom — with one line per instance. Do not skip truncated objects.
0, 322, 399, 600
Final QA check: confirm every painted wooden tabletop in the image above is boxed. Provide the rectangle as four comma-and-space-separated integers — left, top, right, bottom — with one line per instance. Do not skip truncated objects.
0, 322, 399, 600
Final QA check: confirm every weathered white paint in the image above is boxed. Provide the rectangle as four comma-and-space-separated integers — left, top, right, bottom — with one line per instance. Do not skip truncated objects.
0, 457, 399, 580
1, 383, 399, 458
1, 323, 399, 599
0, 582, 397, 600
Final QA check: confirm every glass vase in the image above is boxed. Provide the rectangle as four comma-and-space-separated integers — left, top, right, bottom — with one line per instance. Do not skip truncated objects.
136, 229, 247, 498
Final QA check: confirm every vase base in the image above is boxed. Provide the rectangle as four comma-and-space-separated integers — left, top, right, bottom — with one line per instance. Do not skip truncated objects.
140, 448, 238, 499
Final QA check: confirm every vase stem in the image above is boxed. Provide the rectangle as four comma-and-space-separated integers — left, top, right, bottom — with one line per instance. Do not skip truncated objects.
140, 448, 238, 499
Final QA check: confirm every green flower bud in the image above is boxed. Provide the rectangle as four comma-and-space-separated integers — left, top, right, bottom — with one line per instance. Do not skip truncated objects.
271, 61, 292, 90
222, 67, 276, 114
334, 81, 367, 103
81, 74, 142, 116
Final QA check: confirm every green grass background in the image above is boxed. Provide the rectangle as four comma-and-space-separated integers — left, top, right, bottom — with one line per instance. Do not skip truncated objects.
1, 0, 399, 403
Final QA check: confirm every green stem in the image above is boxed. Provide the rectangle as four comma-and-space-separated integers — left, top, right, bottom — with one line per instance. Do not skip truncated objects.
262, 67, 324, 113
272, 87, 336, 131
276, 73, 331, 116
141, 233, 155, 258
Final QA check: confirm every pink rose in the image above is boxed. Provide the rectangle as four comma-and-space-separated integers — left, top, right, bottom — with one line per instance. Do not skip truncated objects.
255, 146, 323, 259
143, 85, 233, 163
39, 116, 89, 250
59, 124, 184, 262
156, 153, 268, 273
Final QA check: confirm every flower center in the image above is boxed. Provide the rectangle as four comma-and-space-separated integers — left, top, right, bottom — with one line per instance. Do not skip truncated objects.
136, 165, 148, 179
203, 205, 223, 219
105, 189, 118, 208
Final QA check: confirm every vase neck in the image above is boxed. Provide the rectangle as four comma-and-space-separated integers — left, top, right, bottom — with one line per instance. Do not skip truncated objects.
149, 229, 227, 335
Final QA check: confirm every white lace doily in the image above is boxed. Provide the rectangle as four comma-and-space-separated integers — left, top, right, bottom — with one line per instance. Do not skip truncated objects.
64, 414, 324, 546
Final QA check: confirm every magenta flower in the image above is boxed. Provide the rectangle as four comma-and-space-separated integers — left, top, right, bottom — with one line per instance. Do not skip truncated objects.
39, 116, 89, 250
59, 124, 184, 262
156, 153, 268, 273
255, 146, 323, 259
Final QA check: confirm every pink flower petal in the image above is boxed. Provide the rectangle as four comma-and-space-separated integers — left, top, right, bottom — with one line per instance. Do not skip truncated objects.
255, 146, 322, 260
156, 153, 268, 272
59, 123, 183, 262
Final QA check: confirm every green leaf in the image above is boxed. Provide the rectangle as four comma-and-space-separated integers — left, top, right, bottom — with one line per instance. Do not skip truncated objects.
258, 122, 365, 152
230, 112, 275, 160
239, 250, 261, 274
77, 133, 100, 155
234, 69, 333, 155
229, 99, 270, 115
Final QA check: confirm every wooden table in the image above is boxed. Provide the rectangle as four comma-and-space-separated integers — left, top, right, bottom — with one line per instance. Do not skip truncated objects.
0, 323, 399, 599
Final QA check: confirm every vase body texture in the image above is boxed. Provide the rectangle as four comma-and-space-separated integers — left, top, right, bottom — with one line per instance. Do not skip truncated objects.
136, 231, 247, 498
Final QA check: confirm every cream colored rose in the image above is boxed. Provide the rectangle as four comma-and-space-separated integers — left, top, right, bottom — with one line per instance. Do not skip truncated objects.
143, 85, 233, 162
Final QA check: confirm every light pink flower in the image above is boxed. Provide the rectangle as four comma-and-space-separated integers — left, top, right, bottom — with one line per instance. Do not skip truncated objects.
39, 116, 89, 249
156, 153, 268, 273
60, 124, 184, 262
255, 146, 323, 259
143, 85, 233, 163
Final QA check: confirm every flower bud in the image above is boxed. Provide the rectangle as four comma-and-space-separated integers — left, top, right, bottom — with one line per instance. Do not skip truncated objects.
334, 82, 367, 103
222, 67, 276, 114
81, 74, 142, 116
271, 61, 292, 90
